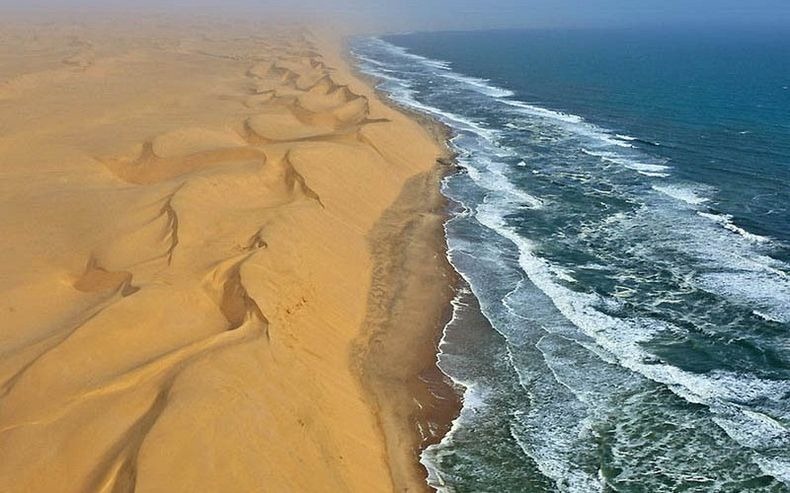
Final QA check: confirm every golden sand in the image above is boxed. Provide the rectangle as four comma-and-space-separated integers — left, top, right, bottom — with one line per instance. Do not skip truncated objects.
0, 15, 456, 492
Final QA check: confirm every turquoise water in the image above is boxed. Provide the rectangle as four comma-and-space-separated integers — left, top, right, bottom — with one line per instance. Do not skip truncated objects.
352, 27, 790, 492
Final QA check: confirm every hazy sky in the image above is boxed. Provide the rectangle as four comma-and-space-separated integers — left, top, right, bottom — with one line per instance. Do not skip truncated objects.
325, 0, 790, 31
5, 0, 790, 32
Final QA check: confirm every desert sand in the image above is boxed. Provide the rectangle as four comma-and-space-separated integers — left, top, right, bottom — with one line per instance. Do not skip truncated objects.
0, 14, 456, 493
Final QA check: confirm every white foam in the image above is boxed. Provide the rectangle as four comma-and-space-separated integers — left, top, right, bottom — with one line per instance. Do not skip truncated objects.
753, 310, 783, 323
698, 270, 790, 324
755, 457, 790, 485
371, 37, 452, 70
697, 212, 771, 243
636, 171, 669, 178
372, 37, 514, 98
616, 133, 660, 146
462, 156, 544, 209
359, 52, 543, 212
474, 200, 790, 462
439, 72, 515, 98
379, 80, 501, 142
715, 409, 788, 448
580, 149, 671, 177
580, 148, 608, 158
420, 282, 483, 491
358, 66, 408, 84
420, 381, 486, 492
624, 162, 671, 174
368, 66, 502, 142
652, 184, 710, 205
350, 51, 388, 68
503, 99, 585, 125
369, 37, 651, 166
510, 419, 605, 493
550, 265, 578, 284
612, 159, 668, 174
503, 101, 641, 153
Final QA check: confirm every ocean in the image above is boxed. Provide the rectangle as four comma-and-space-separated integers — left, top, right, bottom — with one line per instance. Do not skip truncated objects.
351, 26, 790, 492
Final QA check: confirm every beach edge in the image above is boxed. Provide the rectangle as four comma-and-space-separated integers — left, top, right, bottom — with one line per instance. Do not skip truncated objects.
338, 37, 464, 492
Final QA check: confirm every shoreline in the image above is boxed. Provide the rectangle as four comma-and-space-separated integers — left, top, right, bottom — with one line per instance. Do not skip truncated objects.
355, 165, 462, 491
337, 37, 465, 492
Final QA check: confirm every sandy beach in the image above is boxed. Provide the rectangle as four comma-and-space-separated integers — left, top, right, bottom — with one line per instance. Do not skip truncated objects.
0, 14, 457, 492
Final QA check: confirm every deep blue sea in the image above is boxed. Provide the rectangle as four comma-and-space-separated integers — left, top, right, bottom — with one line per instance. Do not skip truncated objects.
351, 27, 790, 492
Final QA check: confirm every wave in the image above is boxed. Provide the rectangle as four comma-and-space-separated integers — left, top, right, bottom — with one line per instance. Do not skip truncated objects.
502, 100, 641, 153
579, 148, 608, 158
502, 99, 585, 125
371, 37, 514, 98
510, 418, 604, 493
358, 41, 543, 210
623, 163, 670, 177
652, 184, 711, 205
438, 72, 516, 98
753, 310, 784, 323
474, 201, 790, 475
373, 39, 452, 70
376, 94, 541, 209
349, 51, 388, 68
580, 149, 672, 177
615, 133, 660, 146
373, 76, 501, 142
756, 458, 790, 485
698, 270, 790, 324
634, 170, 670, 178
697, 211, 771, 243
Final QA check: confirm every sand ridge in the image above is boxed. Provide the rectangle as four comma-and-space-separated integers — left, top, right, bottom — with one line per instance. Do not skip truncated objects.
0, 17, 450, 493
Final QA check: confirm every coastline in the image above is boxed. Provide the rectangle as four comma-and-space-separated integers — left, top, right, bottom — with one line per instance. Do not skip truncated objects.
356, 165, 462, 492
0, 17, 458, 492
333, 35, 465, 491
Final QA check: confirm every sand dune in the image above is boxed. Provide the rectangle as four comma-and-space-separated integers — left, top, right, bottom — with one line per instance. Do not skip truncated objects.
0, 15, 454, 493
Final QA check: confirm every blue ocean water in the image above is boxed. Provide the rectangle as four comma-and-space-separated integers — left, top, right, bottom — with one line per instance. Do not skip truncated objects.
351, 27, 790, 492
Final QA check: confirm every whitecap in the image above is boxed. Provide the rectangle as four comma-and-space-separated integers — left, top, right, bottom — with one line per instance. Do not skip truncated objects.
474, 200, 790, 457
652, 184, 710, 205
697, 211, 770, 243
502, 99, 585, 125
580, 149, 671, 177
755, 457, 790, 485
438, 72, 515, 98
371, 37, 515, 98
697, 271, 790, 324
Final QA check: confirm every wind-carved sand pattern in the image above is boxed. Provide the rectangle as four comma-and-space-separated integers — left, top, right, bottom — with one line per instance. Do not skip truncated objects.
0, 19, 448, 493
